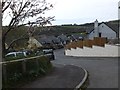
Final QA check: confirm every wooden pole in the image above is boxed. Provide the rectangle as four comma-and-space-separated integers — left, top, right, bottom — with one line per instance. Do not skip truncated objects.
22, 60, 26, 74
118, 1, 120, 42
36, 59, 39, 74
0, 1, 2, 89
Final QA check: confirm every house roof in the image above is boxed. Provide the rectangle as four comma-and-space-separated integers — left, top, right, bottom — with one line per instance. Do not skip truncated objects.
35, 35, 61, 44
105, 20, 119, 34
58, 34, 70, 41
71, 34, 86, 39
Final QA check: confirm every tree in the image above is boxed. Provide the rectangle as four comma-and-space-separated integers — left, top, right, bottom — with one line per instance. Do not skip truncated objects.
2, 0, 54, 57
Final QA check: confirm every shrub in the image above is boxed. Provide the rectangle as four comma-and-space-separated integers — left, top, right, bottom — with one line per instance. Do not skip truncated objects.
2, 56, 53, 88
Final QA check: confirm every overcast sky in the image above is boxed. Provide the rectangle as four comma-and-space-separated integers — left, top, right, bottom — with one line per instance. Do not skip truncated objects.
3, 0, 120, 26
45, 0, 119, 25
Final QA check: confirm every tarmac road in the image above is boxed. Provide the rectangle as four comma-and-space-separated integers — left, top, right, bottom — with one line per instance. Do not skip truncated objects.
22, 64, 85, 88
51, 49, 118, 88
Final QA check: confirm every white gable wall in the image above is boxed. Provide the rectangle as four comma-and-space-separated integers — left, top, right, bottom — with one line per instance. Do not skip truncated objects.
88, 23, 116, 39
98, 23, 116, 39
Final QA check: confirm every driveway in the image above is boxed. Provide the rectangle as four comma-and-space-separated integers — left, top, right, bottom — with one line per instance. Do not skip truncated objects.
51, 49, 118, 88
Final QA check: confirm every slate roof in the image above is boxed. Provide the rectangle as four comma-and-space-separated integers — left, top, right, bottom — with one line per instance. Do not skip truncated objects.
70, 34, 85, 40
35, 35, 61, 44
105, 20, 119, 37
57, 34, 70, 41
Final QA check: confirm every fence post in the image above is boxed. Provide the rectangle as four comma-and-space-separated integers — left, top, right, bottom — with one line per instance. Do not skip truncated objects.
36, 58, 39, 73
2, 63, 7, 86
22, 60, 26, 74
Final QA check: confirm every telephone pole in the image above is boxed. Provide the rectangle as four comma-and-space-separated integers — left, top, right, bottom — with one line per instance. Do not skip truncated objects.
118, 1, 120, 42
0, 0, 2, 89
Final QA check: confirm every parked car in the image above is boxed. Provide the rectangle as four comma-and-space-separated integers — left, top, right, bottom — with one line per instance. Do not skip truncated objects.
5, 51, 27, 58
43, 49, 55, 60
36, 48, 55, 60
6, 48, 55, 60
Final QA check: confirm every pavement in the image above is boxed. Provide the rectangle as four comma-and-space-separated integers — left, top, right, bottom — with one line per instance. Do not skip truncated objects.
21, 64, 86, 88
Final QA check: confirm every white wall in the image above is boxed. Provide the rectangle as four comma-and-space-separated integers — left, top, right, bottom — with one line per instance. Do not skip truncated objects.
65, 44, 120, 57
99, 23, 116, 39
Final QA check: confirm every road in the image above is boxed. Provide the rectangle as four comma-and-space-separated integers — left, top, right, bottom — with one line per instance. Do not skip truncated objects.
22, 65, 85, 88
51, 49, 118, 88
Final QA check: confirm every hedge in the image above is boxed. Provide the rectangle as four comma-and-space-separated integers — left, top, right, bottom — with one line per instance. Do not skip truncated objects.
2, 56, 52, 88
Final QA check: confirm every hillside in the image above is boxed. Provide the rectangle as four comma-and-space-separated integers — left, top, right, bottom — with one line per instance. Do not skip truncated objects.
2, 19, 119, 49
34, 25, 87, 36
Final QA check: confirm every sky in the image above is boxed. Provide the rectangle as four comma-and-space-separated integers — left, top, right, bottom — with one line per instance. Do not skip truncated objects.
45, 0, 120, 25
3, 0, 120, 26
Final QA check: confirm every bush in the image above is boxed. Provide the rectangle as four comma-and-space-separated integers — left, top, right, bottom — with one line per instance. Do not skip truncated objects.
2, 56, 53, 88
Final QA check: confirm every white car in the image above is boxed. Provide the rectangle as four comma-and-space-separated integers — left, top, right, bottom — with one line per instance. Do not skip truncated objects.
5, 51, 27, 57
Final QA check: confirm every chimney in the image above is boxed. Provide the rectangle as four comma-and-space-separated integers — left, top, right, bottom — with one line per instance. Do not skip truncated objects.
94, 19, 99, 37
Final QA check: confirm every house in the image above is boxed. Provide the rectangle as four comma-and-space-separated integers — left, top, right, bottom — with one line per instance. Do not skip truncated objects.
32, 35, 63, 49
57, 34, 70, 45
28, 37, 43, 49
88, 19, 118, 40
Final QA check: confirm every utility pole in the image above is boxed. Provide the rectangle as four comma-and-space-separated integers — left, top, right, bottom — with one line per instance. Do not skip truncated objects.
118, 1, 120, 43
1, 0, 7, 88
0, 0, 2, 89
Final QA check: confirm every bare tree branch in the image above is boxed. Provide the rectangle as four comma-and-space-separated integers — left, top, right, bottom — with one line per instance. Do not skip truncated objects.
2, 0, 55, 54
2, 0, 12, 13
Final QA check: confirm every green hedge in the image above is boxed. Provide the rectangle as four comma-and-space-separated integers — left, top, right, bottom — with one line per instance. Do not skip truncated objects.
2, 56, 52, 88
